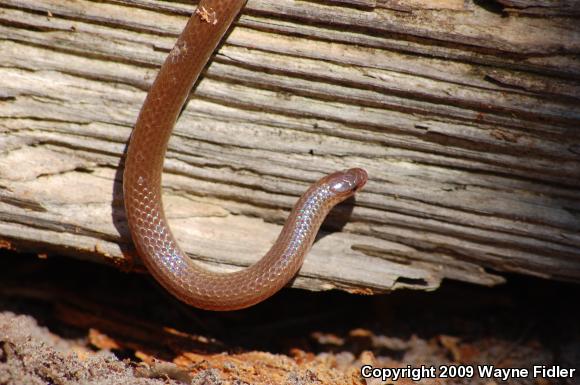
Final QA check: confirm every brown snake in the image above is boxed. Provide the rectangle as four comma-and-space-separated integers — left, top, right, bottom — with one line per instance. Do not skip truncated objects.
123, 0, 368, 310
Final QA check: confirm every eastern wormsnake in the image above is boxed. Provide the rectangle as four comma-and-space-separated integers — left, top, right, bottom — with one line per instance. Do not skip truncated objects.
123, 0, 368, 310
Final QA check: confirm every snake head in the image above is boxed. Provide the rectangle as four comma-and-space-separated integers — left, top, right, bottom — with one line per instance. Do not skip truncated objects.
325, 168, 368, 201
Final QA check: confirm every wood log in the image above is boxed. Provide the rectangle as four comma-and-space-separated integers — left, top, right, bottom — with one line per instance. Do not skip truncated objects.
0, 0, 579, 294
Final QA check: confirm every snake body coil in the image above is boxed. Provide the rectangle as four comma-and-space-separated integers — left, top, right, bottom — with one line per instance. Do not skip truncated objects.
123, 0, 367, 310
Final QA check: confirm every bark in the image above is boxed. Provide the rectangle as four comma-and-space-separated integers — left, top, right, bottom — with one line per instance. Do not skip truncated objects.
0, 0, 579, 294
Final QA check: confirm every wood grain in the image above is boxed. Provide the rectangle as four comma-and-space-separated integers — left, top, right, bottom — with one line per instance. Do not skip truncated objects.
0, 0, 579, 294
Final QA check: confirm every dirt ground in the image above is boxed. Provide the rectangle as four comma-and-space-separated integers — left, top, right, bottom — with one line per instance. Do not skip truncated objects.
0, 251, 578, 385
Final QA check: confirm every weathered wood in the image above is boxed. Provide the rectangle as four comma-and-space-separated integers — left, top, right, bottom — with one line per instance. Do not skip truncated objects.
0, 0, 579, 294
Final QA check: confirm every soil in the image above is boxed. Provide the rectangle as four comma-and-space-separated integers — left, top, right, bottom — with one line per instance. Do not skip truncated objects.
0, 251, 578, 385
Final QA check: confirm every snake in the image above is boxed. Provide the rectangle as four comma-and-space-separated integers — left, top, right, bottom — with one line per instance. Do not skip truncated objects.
123, 0, 368, 310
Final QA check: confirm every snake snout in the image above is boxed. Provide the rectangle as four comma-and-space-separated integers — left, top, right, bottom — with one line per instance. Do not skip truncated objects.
346, 168, 368, 191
